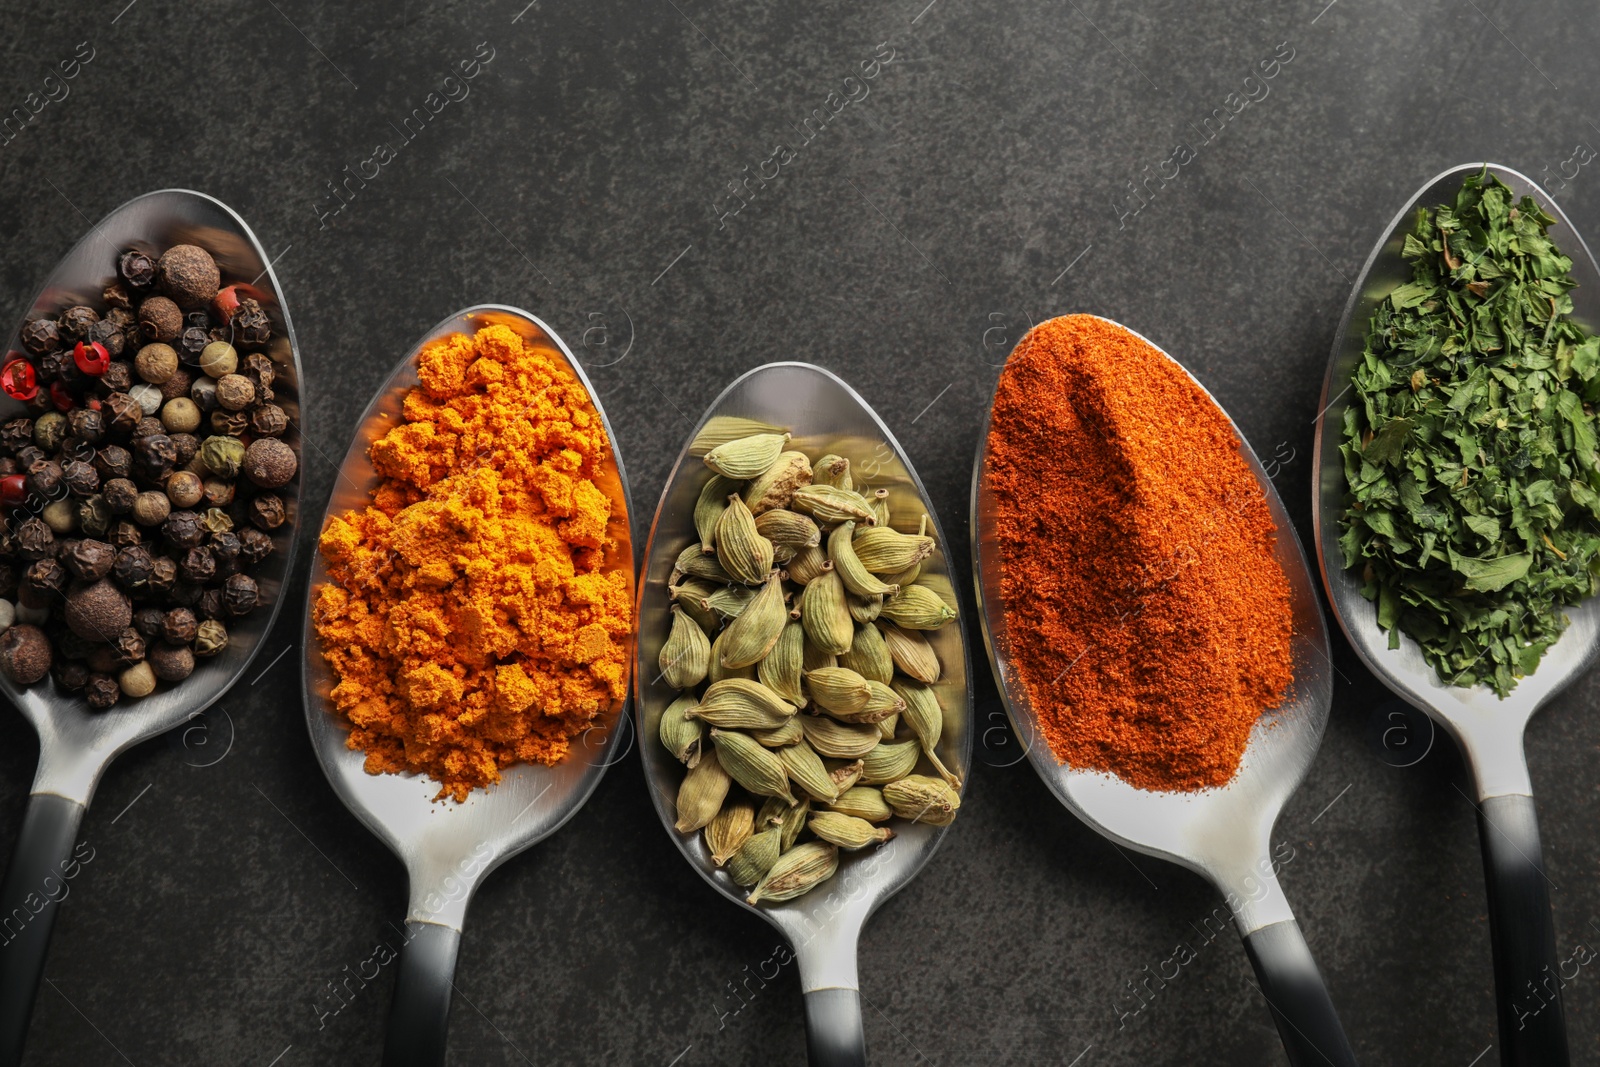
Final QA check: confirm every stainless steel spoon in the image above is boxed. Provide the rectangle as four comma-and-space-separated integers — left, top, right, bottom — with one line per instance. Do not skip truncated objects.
300, 305, 634, 1067
972, 315, 1356, 1067
636, 363, 972, 1067
1313, 163, 1600, 1067
0, 189, 306, 1064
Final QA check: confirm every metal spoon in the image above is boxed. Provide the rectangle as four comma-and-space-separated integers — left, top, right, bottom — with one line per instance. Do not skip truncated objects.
636, 363, 972, 1067
1312, 163, 1600, 1067
0, 189, 306, 1063
971, 315, 1357, 1067
300, 305, 634, 1067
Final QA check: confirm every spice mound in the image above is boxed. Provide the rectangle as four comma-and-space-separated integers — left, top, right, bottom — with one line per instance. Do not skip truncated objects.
313, 324, 631, 802
985, 314, 1293, 791
1339, 169, 1600, 696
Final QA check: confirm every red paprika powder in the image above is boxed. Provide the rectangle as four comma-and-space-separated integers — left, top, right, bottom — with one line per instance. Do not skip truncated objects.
984, 315, 1294, 791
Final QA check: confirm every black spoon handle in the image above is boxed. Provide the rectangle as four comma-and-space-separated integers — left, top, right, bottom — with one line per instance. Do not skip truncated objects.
0, 793, 87, 1067
1242, 919, 1358, 1067
1478, 793, 1569, 1067
804, 988, 867, 1067
382, 921, 462, 1067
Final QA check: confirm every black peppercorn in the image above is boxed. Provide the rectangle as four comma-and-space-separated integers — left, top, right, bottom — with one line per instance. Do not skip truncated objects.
170, 432, 198, 468
210, 530, 241, 563
53, 660, 89, 691
169, 580, 203, 608
93, 445, 133, 481
103, 394, 141, 434
112, 545, 153, 588
250, 403, 288, 437
249, 495, 286, 530
147, 556, 177, 595
237, 527, 272, 565
209, 410, 248, 436
161, 606, 198, 644
14, 445, 43, 471
57, 306, 99, 340
103, 283, 133, 311
0, 564, 17, 600
65, 539, 116, 582
110, 627, 145, 667
222, 572, 258, 616
99, 360, 133, 394
119, 250, 156, 289
16, 518, 53, 561
134, 433, 177, 481
67, 408, 104, 444
85, 673, 119, 710
20, 319, 60, 356
147, 642, 193, 682
110, 521, 141, 549
61, 460, 99, 497
202, 477, 233, 507
163, 510, 205, 550
198, 587, 225, 620
178, 325, 210, 361
134, 606, 165, 639
0, 419, 32, 454
242, 351, 275, 390
87, 317, 124, 360
22, 558, 68, 599
132, 416, 165, 440
25, 459, 61, 498
178, 545, 215, 584
77, 495, 111, 539
229, 298, 271, 348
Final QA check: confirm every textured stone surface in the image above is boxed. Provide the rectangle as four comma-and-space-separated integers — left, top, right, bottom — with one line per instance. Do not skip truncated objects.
0, 0, 1596, 1063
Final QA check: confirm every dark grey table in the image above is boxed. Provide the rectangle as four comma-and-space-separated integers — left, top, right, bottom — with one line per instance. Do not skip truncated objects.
0, 0, 1597, 1063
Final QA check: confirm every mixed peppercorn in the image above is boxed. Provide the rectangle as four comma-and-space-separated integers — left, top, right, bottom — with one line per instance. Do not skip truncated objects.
0, 243, 296, 708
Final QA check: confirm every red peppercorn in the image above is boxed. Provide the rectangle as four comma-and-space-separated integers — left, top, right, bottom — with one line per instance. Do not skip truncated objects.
211, 286, 243, 323
49, 381, 74, 412
72, 340, 110, 377
0, 474, 25, 505
1, 360, 37, 401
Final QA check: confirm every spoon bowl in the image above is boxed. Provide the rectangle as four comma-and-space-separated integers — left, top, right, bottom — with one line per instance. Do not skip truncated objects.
1312, 163, 1600, 1065
0, 189, 305, 1062
636, 362, 972, 1067
971, 315, 1355, 1067
300, 305, 634, 1067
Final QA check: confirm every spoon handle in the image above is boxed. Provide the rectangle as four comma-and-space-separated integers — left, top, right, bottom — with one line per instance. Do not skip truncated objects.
1241, 919, 1357, 1067
382, 921, 462, 1067
1477, 793, 1569, 1066
0, 793, 87, 1065
803, 988, 867, 1067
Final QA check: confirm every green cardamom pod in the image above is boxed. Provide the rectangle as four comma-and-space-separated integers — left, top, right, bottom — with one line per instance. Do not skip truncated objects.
800, 568, 853, 655
704, 432, 791, 479
779, 797, 809, 850
691, 678, 797, 729
705, 800, 755, 866
916, 572, 959, 612
882, 774, 961, 826
694, 474, 739, 552
670, 578, 721, 634
858, 739, 920, 785
752, 717, 804, 747
800, 714, 881, 759
892, 678, 960, 786
828, 758, 864, 794
776, 738, 840, 803
719, 571, 787, 669
829, 521, 898, 597
708, 628, 757, 683
804, 666, 872, 715
850, 526, 936, 575
847, 592, 883, 624
784, 544, 830, 586
862, 680, 905, 717
813, 454, 852, 491
716, 493, 775, 586
840, 623, 893, 685
743, 450, 813, 515
756, 795, 789, 829
659, 605, 712, 690
881, 562, 921, 587
658, 693, 705, 767
879, 621, 941, 684
876, 712, 899, 741
704, 583, 759, 620
801, 637, 837, 673
674, 747, 732, 832
791, 484, 878, 526
879, 584, 958, 629
747, 841, 838, 904
691, 416, 784, 456
755, 509, 822, 561
758, 620, 806, 705
868, 488, 891, 527
726, 826, 783, 887
827, 785, 892, 822
808, 811, 893, 850
673, 542, 733, 583
711, 728, 797, 803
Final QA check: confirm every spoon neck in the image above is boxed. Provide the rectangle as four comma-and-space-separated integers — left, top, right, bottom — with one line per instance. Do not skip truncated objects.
782, 891, 870, 994
1208, 842, 1298, 937
1451, 714, 1534, 801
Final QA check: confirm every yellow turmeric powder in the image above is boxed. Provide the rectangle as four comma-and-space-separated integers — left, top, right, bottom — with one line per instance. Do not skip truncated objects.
313, 323, 631, 801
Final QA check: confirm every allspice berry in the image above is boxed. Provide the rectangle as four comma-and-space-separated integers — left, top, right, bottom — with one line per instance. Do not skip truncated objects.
147, 642, 194, 682
215, 374, 255, 411
64, 579, 133, 641
158, 367, 193, 403
243, 438, 296, 488
156, 245, 220, 310
166, 470, 204, 508
132, 491, 171, 526
118, 660, 157, 698
0, 624, 52, 684
198, 341, 237, 379
134, 343, 180, 384
161, 397, 201, 434
137, 296, 183, 343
